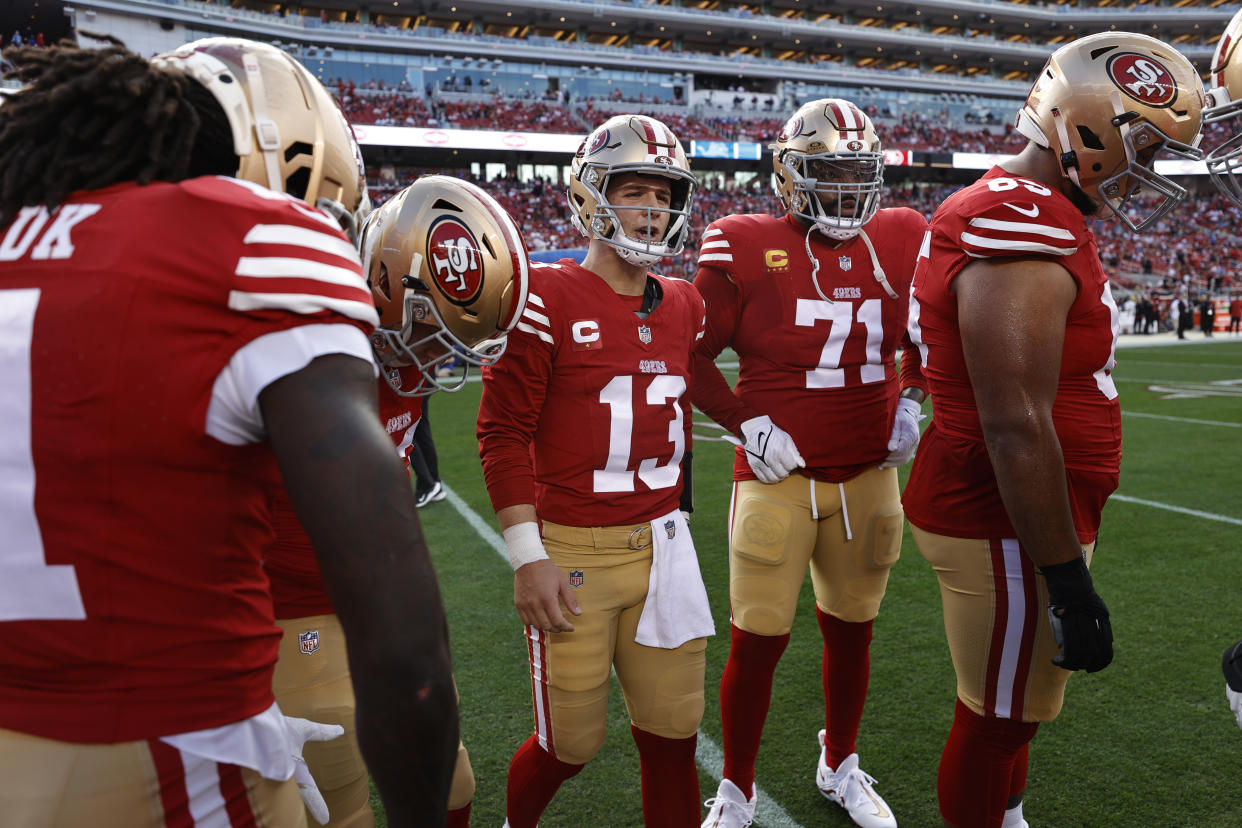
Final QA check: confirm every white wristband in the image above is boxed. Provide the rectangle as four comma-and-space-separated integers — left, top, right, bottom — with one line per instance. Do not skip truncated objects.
502, 521, 550, 571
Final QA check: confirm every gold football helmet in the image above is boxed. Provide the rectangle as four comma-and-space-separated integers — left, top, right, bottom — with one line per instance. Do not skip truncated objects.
772, 98, 884, 240
152, 37, 369, 241
1205, 8, 1242, 209
358, 175, 530, 396
568, 114, 696, 267
1014, 32, 1204, 232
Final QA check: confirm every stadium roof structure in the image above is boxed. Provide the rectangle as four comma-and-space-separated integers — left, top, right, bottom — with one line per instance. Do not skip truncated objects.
67, 0, 1232, 96
241, 0, 1225, 79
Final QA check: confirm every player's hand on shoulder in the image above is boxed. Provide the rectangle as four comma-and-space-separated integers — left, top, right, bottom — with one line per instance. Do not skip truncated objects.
1041, 556, 1113, 673
739, 415, 805, 484
514, 559, 580, 633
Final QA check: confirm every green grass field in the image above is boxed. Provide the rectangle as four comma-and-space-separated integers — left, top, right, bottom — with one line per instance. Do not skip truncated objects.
378, 337, 1242, 828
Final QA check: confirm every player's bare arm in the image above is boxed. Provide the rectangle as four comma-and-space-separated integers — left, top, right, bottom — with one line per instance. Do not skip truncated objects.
260, 352, 458, 827
497, 504, 581, 633
954, 257, 1082, 569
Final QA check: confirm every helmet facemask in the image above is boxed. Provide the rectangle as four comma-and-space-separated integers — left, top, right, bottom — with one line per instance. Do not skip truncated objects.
1205, 21, 1242, 211
572, 163, 696, 267
1096, 117, 1200, 231
370, 284, 507, 397
777, 151, 883, 240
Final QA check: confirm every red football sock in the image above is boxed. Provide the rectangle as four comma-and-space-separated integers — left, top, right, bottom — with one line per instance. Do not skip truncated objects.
505, 734, 584, 828
816, 609, 873, 767
719, 624, 789, 793
631, 725, 699, 828
1009, 741, 1028, 801
445, 802, 471, 828
938, 699, 1039, 828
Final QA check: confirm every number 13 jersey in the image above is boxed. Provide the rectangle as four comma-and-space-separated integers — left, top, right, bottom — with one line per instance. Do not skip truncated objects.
477, 260, 705, 527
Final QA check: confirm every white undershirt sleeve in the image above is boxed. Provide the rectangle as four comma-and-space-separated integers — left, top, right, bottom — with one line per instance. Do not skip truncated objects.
206, 323, 376, 445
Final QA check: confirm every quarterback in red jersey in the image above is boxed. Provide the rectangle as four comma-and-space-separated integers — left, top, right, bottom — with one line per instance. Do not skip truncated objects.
694, 98, 926, 828
0, 38, 457, 828
477, 114, 714, 828
904, 34, 1203, 828
267, 174, 530, 828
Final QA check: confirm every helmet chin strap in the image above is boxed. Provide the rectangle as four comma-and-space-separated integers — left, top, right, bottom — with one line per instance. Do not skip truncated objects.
1051, 107, 1086, 193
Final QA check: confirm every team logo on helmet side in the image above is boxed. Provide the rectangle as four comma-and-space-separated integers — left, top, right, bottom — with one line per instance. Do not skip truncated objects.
427, 216, 485, 306
1107, 53, 1177, 107
778, 116, 804, 143
587, 128, 611, 156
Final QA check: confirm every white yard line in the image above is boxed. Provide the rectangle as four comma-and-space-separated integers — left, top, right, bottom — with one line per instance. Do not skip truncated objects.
1109, 494, 1242, 527
441, 483, 805, 828
1121, 411, 1242, 428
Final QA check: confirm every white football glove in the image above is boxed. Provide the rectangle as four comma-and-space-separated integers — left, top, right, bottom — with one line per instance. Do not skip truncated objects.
1228, 684, 1242, 732
282, 715, 346, 825
738, 415, 805, 484
879, 397, 926, 469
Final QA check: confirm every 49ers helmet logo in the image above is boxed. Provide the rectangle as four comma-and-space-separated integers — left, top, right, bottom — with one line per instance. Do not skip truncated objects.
587, 128, 610, 156
1107, 53, 1177, 107
777, 116, 803, 143
427, 215, 484, 306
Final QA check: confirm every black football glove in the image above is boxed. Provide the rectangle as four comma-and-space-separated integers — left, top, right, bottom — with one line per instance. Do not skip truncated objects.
1041, 555, 1113, 673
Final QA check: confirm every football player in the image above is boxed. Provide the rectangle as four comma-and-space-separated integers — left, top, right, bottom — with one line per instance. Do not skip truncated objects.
265, 173, 529, 828
1205, 8, 1242, 209
477, 114, 714, 828
0, 36, 456, 827
903, 33, 1203, 828
693, 98, 927, 828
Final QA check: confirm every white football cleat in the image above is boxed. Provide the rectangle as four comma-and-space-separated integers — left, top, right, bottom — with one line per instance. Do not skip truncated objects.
816, 730, 896, 828
701, 778, 757, 828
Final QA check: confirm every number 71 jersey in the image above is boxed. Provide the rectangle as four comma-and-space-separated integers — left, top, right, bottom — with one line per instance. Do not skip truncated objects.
477, 260, 704, 527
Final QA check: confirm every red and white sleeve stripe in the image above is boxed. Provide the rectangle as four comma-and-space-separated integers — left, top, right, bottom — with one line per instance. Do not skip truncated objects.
515, 292, 554, 345
697, 227, 733, 265
960, 216, 1078, 259
228, 221, 377, 326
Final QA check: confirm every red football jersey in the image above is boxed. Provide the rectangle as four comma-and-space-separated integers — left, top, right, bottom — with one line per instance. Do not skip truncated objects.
692, 209, 928, 482
478, 259, 704, 527
0, 177, 377, 743
902, 166, 1122, 543
266, 372, 424, 619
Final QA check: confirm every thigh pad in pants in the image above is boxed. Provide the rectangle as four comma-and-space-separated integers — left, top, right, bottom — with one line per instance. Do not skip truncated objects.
729, 478, 818, 636
809, 466, 903, 623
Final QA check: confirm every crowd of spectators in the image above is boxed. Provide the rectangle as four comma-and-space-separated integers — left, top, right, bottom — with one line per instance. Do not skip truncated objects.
331, 84, 1046, 154
367, 166, 1236, 298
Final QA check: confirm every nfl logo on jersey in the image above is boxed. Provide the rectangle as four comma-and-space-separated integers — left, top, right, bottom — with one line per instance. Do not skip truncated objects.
299, 629, 320, 655
637, 325, 652, 344
838, 256, 853, 272
568, 570, 585, 588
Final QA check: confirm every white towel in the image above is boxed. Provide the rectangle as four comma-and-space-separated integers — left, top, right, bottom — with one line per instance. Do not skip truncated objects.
635, 508, 716, 649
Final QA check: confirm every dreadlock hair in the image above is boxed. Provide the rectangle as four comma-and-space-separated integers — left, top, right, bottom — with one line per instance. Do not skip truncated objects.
0, 33, 237, 226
